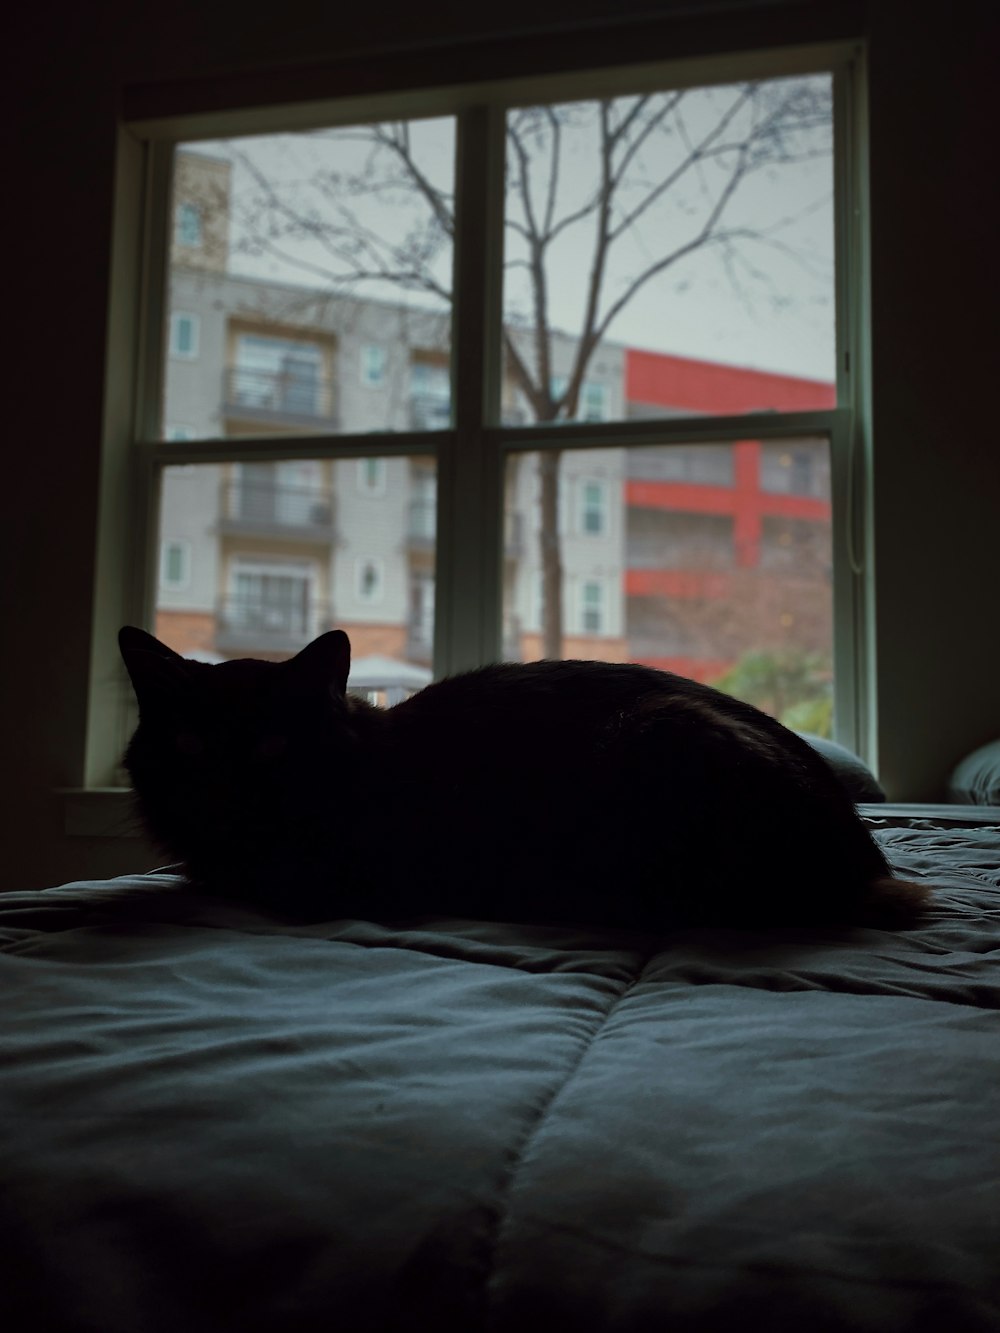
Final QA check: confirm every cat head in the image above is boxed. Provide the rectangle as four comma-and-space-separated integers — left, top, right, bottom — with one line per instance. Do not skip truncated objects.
119, 626, 352, 711
118, 627, 357, 895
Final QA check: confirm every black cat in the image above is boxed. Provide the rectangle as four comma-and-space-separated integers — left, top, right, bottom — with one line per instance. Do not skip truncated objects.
119, 626, 928, 929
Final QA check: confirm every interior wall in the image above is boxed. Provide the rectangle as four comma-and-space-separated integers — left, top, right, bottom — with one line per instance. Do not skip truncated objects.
866, 0, 999, 797
3, 0, 996, 889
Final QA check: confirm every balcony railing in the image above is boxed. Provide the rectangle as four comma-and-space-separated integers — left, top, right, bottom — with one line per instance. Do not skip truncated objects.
406, 502, 523, 557
409, 394, 451, 432
218, 481, 336, 540
214, 596, 331, 654
222, 366, 337, 427
407, 499, 436, 547
406, 619, 434, 665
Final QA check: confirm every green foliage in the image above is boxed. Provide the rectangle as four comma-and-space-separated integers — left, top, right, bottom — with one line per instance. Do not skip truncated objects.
711, 649, 833, 738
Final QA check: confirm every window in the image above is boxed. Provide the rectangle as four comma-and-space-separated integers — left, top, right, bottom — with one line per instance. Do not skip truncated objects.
175, 202, 203, 248
169, 313, 200, 359
549, 377, 611, 423
119, 43, 861, 779
580, 581, 604, 634
581, 383, 608, 423
360, 344, 387, 387
579, 481, 607, 536
410, 361, 451, 431
159, 540, 191, 590
355, 558, 384, 603
357, 457, 386, 496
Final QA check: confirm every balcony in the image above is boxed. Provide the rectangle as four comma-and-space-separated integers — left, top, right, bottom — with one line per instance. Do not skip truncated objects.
409, 394, 451, 432
407, 499, 436, 550
218, 481, 336, 542
222, 366, 337, 429
214, 596, 331, 655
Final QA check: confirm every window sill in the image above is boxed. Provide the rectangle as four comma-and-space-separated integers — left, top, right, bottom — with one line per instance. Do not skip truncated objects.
57, 788, 142, 838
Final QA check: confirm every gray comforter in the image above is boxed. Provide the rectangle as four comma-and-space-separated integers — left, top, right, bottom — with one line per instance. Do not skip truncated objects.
1, 814, 998, 1331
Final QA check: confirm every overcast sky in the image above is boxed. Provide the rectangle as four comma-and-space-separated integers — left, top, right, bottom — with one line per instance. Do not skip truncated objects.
190, 76, 835, 383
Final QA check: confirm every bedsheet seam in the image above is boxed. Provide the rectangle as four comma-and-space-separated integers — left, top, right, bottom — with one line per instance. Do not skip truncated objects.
477, 950, 656, 1321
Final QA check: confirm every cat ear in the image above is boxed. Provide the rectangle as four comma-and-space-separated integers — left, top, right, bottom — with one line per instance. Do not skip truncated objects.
119, 626, 189, 707
286, 629, 351, 699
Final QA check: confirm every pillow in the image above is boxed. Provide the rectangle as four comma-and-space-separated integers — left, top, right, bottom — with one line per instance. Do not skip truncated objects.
795, 732, 886, 803
948, 739, 1000, 806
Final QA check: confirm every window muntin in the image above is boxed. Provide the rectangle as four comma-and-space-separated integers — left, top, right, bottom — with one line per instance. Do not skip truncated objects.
129, 48, 856, 751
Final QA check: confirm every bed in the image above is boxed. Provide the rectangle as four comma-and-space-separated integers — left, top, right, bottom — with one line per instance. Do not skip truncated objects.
2, 808, 998, 1331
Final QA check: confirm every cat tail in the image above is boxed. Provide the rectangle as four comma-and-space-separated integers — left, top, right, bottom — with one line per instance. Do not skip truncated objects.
858, 875, 932, 928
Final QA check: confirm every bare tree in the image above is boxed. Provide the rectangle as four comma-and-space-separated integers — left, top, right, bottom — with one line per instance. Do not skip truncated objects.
225, 78, 832, 656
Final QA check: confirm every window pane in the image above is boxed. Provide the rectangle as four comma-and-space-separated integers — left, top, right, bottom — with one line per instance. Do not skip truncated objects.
162, 120, 455, 441
502, 77, 834, 425
503, 438, 833, 732
155, 457, 436, 702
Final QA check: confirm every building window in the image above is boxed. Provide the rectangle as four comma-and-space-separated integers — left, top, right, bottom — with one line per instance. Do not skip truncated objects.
175, 202, 203, 248
356, 557, 385, 603
410, 361, 451, 430
159, 540, 191, 590
169, 313, 200, 360
361, 344, 387, 387
580, 581, 604, 634
549, 377, 610, 423
357, 457, 387, 496
580, 480, 607, 536
226, 562, 316, 637
231, 334, 325, 417
581, 383, 608, 422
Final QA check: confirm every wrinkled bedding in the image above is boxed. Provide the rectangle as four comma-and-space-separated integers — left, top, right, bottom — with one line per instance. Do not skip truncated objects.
1, 813, 998, 1331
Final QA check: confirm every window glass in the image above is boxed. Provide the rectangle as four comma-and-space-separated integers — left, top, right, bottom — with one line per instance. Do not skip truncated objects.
161, 119, 455, 440
140, 58, 850, 745
503, 77, 835, 426
155, 457, 436, 680
503, 437, 833, 733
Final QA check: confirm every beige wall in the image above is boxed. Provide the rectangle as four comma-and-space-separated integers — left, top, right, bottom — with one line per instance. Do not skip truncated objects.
3, 0, 997, 889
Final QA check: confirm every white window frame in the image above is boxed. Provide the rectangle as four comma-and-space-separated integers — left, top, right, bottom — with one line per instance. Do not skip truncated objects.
85, 40, 871, 793
168, 311, 200, 360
